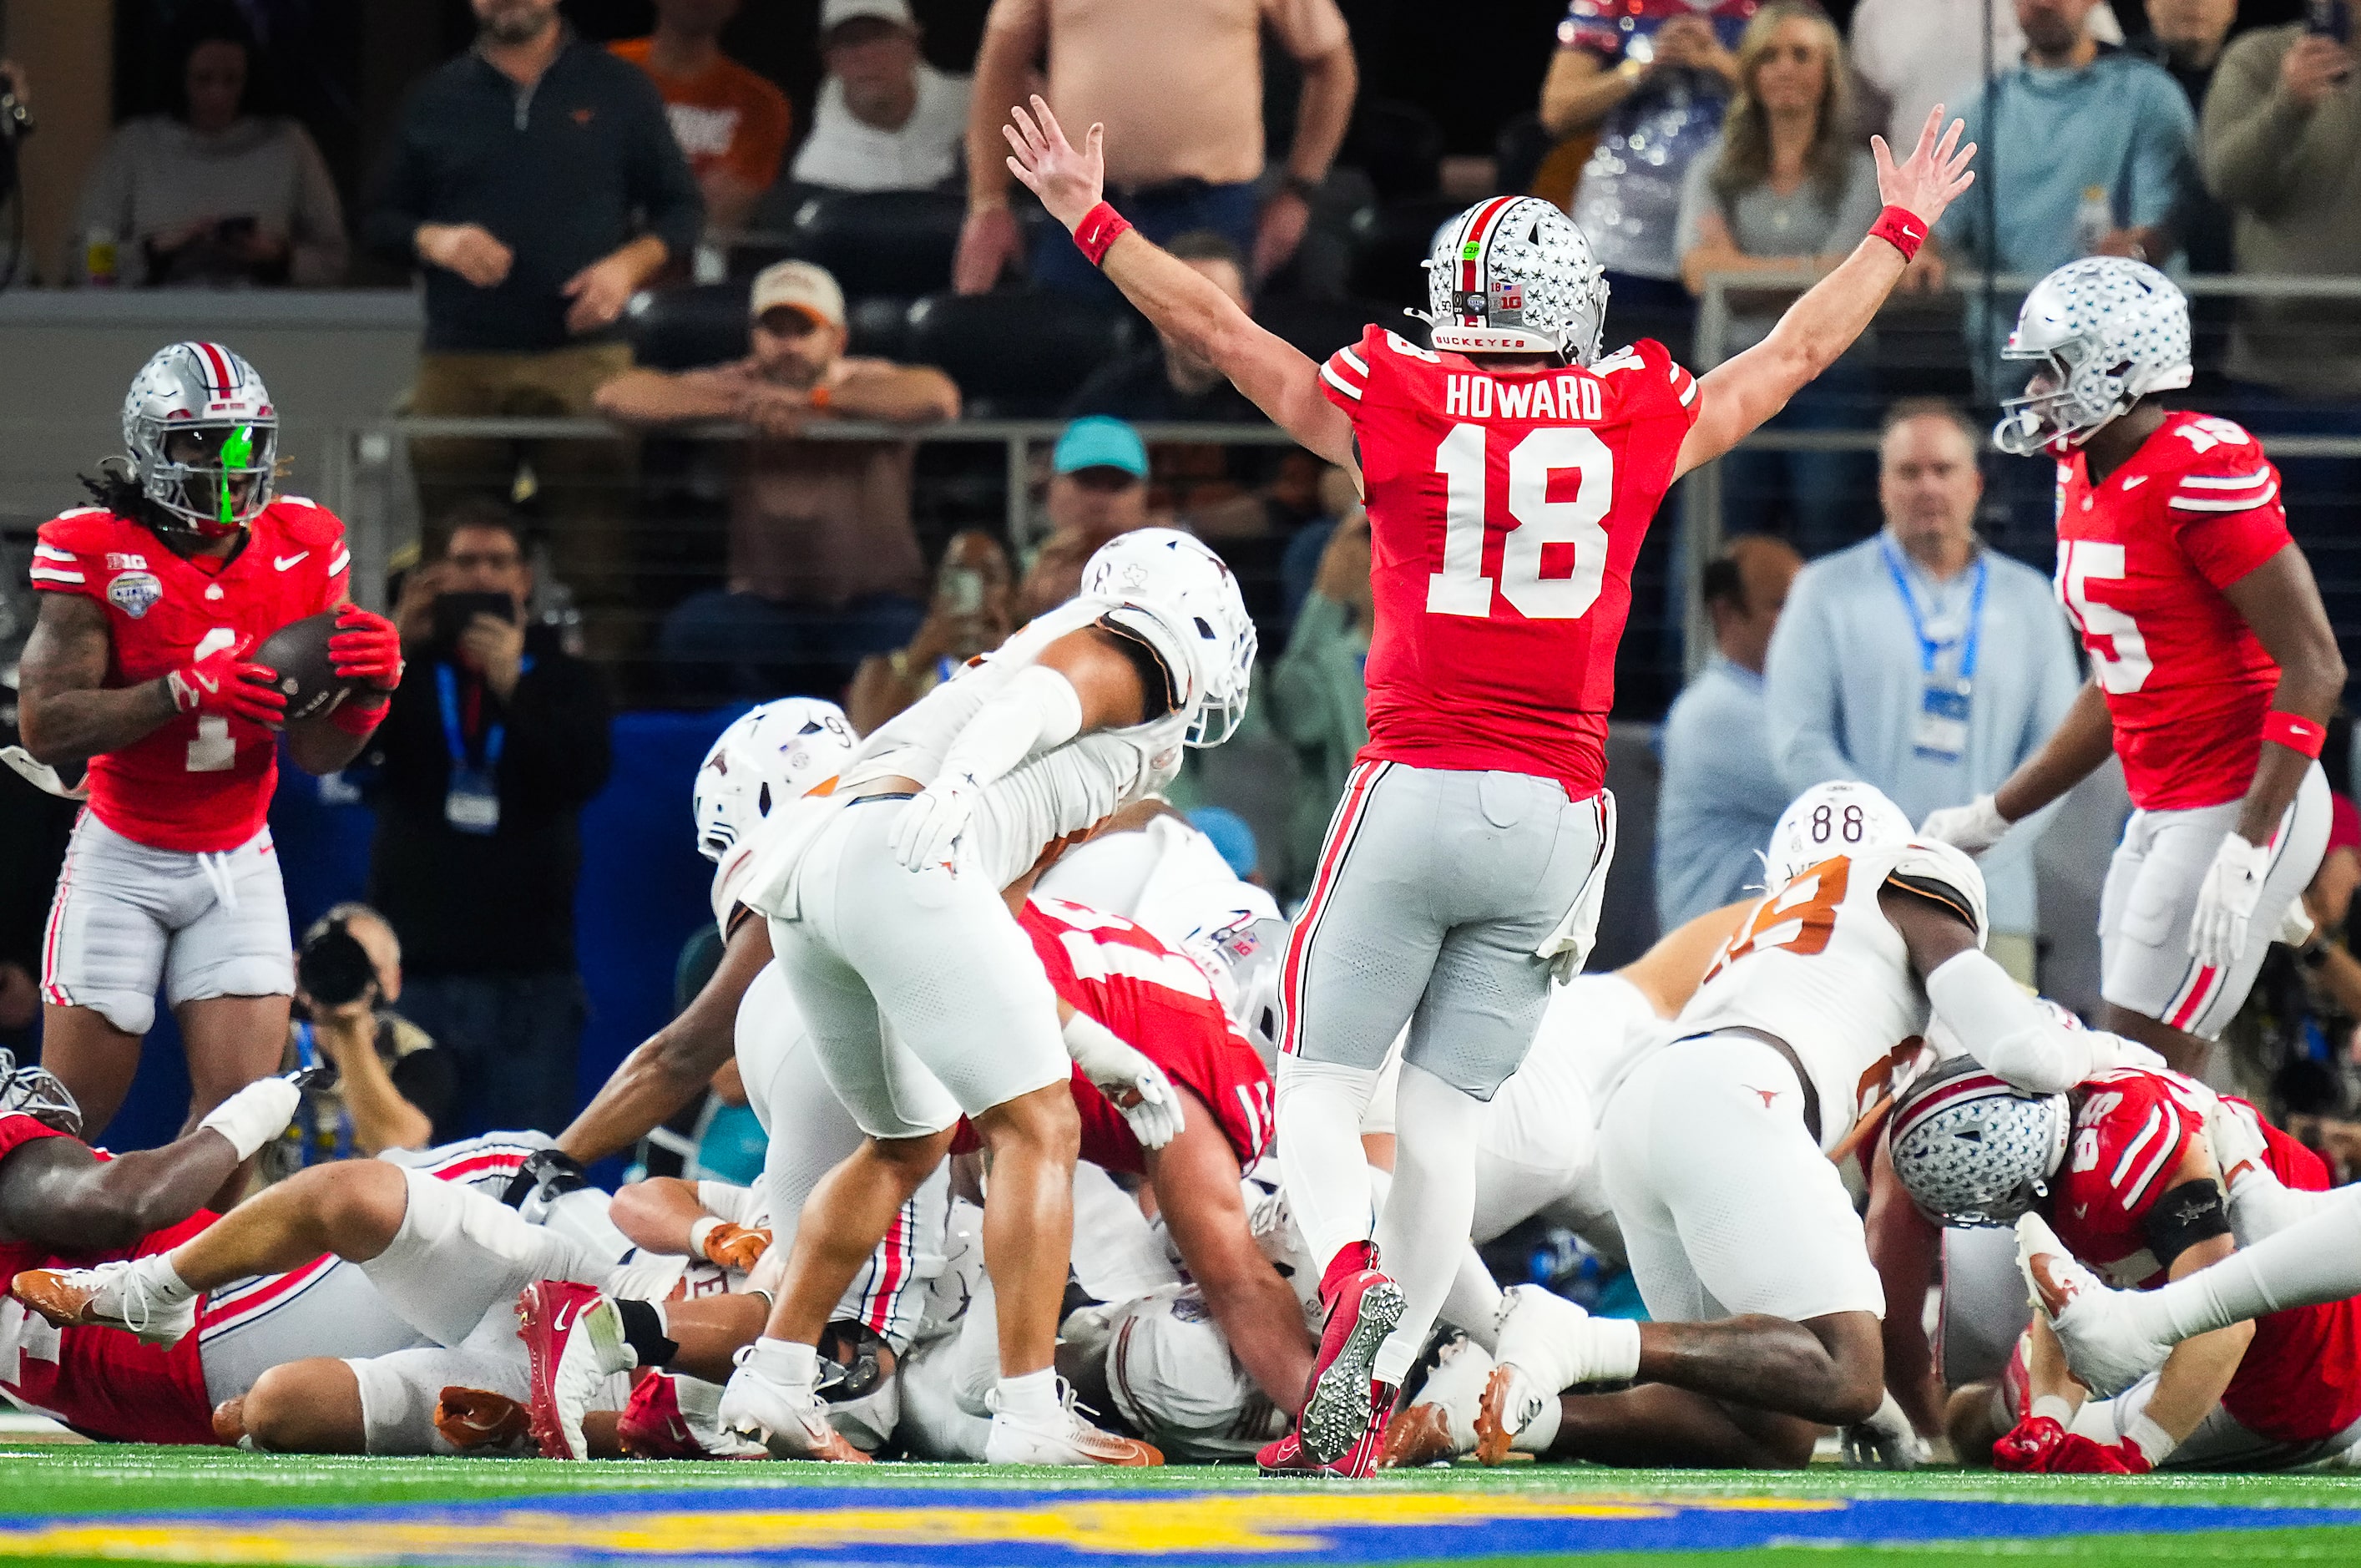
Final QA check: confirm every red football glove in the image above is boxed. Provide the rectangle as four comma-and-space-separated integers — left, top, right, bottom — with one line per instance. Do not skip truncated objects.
329, 606, 403, 694
1991, 1413, 2068, 1471
166, 645, 286, 727
2046, 1433, 2151, 1474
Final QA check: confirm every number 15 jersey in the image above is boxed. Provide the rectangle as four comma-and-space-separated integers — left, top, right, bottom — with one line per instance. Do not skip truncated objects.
1321, 327, 1701, 797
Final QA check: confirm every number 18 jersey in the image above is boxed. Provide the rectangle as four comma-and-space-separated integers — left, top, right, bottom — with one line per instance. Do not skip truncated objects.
1320, 327, 1701, 797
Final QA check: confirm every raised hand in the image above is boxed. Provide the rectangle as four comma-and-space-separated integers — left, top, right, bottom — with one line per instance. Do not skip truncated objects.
1002, 94, 1104, 231
1871, 105, 1976, 230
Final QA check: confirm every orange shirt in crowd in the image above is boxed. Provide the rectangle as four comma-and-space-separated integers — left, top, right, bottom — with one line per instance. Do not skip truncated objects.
610, 38, 792, 192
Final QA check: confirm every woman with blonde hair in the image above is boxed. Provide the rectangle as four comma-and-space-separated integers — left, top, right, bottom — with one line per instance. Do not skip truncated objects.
1676, 1, 1937, 551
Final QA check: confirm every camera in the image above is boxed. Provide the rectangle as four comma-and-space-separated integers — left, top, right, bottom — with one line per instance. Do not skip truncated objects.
431, 590, 517, 655
296, 919, 377, 1009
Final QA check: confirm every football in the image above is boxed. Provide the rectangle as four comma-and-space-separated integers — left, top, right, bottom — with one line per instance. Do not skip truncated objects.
251, 609, 356, 724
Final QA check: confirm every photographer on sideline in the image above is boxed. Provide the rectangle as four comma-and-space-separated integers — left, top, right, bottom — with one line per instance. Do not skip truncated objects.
262, 903, 453, 1184
361, 500, 613, 1136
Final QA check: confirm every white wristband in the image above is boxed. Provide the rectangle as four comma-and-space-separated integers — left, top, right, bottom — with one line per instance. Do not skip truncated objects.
687, 1214, 725, 1261
197, 1075, 303, 1161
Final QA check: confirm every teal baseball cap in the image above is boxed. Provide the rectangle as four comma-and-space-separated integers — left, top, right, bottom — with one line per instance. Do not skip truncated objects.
1053, 416, 1148, 479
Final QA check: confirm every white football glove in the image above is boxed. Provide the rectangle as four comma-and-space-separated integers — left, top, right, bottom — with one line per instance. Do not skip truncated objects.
2205, 1096, 2269, 1192
196, 1074, 305, 1161
1062, 1011, 1186, 1149
887, 776, 978, 872
2189, 832, 2269, 973
2278, 899, 2318, 948
1918, 794, 2013, 857
1841, 1389, 1929, 1470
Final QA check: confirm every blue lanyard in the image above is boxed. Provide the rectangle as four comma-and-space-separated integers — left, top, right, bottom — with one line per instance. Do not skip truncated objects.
1879, 537, 1987, 685
290, 1024, 353, 1165
434, 660, 528, 772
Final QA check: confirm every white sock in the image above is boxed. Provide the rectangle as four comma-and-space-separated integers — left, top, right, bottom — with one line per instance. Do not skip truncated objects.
1513, 1391, 1563, 1454
1276, 1055, 1382, 1274
1370, 1065, 1485, 1388
994, 1366, 1059, 1419
139, 1252, 197, 1304
2149, 1182, 2361, 1340
1442, 1247, 1506, 1354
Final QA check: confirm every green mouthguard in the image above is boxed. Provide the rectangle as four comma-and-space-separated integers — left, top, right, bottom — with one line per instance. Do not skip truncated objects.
218, 424, 255, 524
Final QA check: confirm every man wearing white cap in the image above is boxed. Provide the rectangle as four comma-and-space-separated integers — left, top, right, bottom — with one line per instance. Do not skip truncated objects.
793, 0, 973, 195
596, 260, 962, 697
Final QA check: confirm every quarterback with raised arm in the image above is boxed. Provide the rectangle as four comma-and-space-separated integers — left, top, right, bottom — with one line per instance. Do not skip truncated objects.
1002, 94, 1975, 1474
13, 342, 402, 1150
1921, 260, 2343, 1073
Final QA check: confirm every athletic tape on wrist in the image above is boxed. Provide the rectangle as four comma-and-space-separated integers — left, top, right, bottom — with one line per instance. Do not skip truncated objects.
2262, 709, 2327, 758
1869, 205, 1927, 263
1074, 201, 1133, 267
687, 1214, 724, 1262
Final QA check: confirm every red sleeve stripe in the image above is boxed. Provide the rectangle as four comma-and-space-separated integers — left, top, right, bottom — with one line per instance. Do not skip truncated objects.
1319, 360, 1364, 401
2170, 482, 2278, 513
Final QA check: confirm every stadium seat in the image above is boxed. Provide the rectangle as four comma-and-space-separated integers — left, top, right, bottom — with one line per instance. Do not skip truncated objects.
1341, 99, 1445, 201
1256, 297, 1403, 363
904, 291, 1135, 417
625, 284, 750, 372
846, 296, 914, 362
785, 190, 968, 301
1347, 197, 1465, 313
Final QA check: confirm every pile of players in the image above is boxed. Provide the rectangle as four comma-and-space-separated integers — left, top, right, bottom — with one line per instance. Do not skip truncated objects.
9, 91, 2360, 1479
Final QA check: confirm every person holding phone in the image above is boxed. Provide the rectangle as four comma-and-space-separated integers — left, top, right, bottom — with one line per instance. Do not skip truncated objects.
364, 502, 612, 1136
845, 529, 1016, 733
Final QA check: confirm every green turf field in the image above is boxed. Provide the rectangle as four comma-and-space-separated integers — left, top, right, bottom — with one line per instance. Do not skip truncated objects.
6, 1447, 2361, 1565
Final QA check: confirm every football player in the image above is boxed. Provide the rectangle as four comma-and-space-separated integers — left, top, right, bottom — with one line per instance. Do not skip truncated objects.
1922, 260, 2344, 1075
1889, 1064, 2361, 1473
1474, 781, 2137, 1469
14, 343, 402, 1150
1001, 95, 1976, 1474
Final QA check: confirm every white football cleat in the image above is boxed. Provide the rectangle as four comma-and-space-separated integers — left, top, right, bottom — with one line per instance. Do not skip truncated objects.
10, 1258, 196, 1346
2015, 1211, 2174, 1396
718, 1350, 873, 1463
1383, 1334, 1493, 1468
983, 1383, 1161, 1467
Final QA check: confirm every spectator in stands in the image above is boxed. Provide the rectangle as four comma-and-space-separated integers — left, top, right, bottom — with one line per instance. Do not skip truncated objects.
2202, 14, 2361, 406
1541, 0, 1754, 337
846, 529, 1015, 734
366, 0, 700, 640
1065, 232, 1263, 425
1850, 0, 2022, 146
956, 0, 1357, 295
367, 503, 614, 1136
1015, 527, 1096, 621
1764, 402, 2082, 984
595, 260, 961, 699
74, 3, 347, 286
613, 0, 791, 235
791, 0, 972, 194
265, 905, 455, 1185
1675, 3, 1892, 555
1269, 497, 1369, 904
1037, 416, 1153, 554
1656, 535, 1801, 933
1938, 0, 2195, 357
2129, 0, 2239, 276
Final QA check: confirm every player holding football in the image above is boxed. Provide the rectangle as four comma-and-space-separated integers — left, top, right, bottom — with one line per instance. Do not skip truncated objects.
14, 342, 402, 1146
1921, 260, 2344, 1074
1002, 96, 1977, 1473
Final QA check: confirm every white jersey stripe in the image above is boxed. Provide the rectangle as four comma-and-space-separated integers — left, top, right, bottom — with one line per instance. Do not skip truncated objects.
2109, 1105, 2166, 1190
2174, 469, 2273, 489
1318, 362, 1364, 401
1337, 346, 1369, 377
33, 544, 77, 563
2121, 1119, 2181, 1211
2169, 484, 2279, 513
326, 548, 351, 577
28, 566, 84, 585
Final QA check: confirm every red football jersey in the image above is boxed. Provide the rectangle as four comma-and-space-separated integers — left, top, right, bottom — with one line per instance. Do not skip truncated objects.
2054, 412, 2293, 812
1015, 898, 1274, 1176
2050, 1072, 2361, 1444
29, 498, 351, 852
1320, 326, 1700, 796
0, 1113, 219, 1444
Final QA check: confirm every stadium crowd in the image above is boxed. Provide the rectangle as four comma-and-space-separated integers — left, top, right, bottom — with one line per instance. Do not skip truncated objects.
3, 0, 2361, 1482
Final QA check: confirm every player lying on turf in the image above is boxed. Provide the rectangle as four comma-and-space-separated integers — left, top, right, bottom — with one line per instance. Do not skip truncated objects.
1921, 260, 2344, 1079
1474, 781, 2161, 1469
1888, 1061, 2361, 1472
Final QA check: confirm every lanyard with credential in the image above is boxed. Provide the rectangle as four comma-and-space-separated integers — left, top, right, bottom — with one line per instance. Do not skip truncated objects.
290, 1023, 353, 1165
436, 663, 505, 776
1879, 536, 1987, 686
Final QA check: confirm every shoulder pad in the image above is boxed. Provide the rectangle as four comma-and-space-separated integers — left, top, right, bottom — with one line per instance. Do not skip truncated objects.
1885, 839, 1989, 948
270, 498, 347, 545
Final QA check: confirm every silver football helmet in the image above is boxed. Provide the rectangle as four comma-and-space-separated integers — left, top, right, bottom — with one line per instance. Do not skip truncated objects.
1888, 1055, 2071, 1227
123, 341, 279, 536
1081, 528, 1256, 748
1422, 195, 1610, 364
1766, 781, 1914, 888
691, 697, 856, 863
1994, 258, 2192, 458
1179, 911, 1291, 1069
0, 1048, 82, 1137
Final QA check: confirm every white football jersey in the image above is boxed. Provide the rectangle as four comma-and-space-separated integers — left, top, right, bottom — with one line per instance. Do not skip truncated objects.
1673, 840, 1986, 1151
841, 597, 1192, 888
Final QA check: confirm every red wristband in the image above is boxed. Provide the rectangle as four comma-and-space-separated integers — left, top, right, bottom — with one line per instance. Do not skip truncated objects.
329, 695, 389, 738
1073, 201, 1133, 267
1868, 205, 1928, 263
2262, 710, 2328, 758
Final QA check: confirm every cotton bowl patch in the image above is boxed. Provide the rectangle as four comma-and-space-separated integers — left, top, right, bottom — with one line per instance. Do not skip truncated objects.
107, 570, 162, 619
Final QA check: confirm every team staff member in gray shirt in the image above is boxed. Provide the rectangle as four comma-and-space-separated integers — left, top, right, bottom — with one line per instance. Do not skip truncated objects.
1656, 534, 1802, 931
1764, 401, 2083, 983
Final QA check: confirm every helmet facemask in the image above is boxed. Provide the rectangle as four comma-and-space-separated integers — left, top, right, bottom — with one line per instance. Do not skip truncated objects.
1994, 338, 2128, 458
140, 419, 278, 537
0, 1048, 83, 1137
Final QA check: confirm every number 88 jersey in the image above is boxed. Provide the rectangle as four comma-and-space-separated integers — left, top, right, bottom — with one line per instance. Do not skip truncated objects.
2054, 411, 2293, 812
1320, 326, 1700, 797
